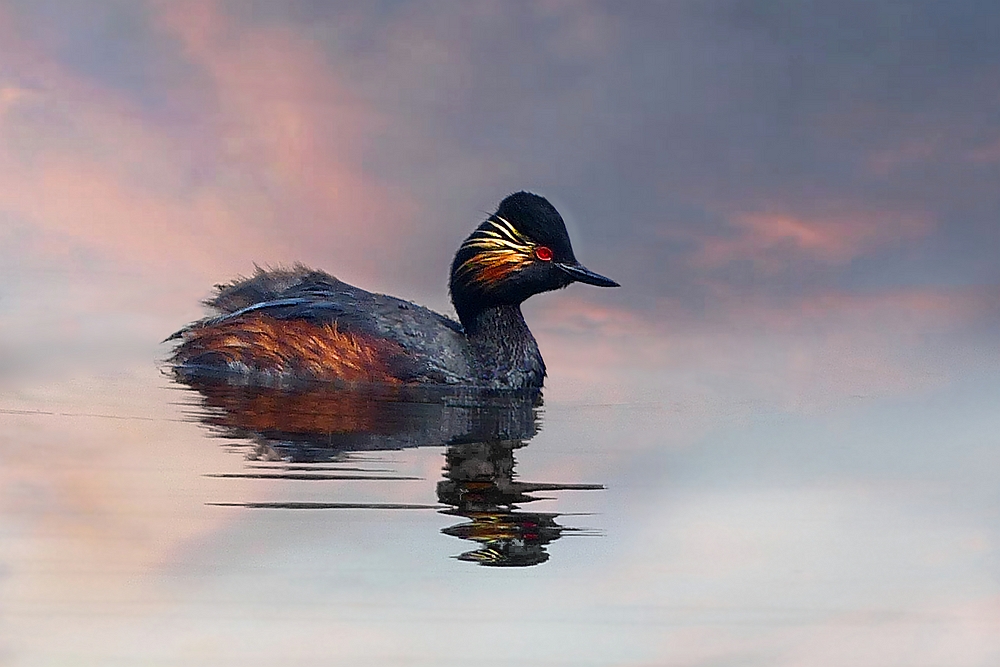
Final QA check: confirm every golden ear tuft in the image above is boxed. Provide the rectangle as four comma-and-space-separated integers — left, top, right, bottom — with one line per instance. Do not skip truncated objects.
456, 216, 537, 288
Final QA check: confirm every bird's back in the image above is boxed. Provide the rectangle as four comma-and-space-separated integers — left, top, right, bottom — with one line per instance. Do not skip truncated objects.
169, 266, 474, 386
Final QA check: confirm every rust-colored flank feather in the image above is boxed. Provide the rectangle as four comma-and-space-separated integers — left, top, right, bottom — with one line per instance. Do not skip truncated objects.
177, 315, 405, 384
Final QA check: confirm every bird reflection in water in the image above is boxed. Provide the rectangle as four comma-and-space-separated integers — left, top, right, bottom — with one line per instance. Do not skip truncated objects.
173, 375, 602, 566
438, 440, 601, 566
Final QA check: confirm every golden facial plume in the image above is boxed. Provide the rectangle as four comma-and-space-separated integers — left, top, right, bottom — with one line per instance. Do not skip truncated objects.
455, 216, 538, 288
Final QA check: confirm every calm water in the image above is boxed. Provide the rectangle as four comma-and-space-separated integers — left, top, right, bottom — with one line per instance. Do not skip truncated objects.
2, 338, 999, 666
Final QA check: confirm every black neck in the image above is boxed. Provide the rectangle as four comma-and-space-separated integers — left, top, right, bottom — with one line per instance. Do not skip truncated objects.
461, 304, 545, 390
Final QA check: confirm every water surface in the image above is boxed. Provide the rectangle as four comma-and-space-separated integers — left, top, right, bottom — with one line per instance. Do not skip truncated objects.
2, 338, 998, 666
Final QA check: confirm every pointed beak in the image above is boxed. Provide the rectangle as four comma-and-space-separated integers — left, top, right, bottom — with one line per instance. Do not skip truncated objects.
555, 262, 620, 287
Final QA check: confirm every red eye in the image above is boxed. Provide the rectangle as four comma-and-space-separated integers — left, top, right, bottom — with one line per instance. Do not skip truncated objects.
535, 246, 553, 261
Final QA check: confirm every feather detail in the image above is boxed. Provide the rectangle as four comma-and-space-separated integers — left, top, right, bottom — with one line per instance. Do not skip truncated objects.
171, 315, 405, 384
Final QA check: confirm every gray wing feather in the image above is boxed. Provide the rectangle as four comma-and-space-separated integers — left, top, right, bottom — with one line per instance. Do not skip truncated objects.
171, 267, 473, 384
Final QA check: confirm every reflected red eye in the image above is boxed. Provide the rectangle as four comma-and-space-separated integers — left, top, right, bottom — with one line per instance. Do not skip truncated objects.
535, 246, 553, 261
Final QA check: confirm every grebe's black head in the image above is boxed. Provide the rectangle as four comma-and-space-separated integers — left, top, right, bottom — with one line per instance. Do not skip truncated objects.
449, 192, 619, 327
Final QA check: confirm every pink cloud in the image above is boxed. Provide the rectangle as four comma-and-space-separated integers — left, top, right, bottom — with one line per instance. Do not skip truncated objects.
155, 1, 417, 274
866, 133, 1000, 170
0, 1, 420, 306
865, 136, 943, 176
692, 208, 932, 271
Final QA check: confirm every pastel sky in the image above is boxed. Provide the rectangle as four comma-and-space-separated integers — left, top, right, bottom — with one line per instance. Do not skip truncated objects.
1, 0, 999, 396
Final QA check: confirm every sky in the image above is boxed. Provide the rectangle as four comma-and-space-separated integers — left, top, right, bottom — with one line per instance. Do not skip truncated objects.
1, 0, 999, 398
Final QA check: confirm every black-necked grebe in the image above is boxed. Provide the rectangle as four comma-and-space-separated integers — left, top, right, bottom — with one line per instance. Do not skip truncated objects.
168, 192, 618, 389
